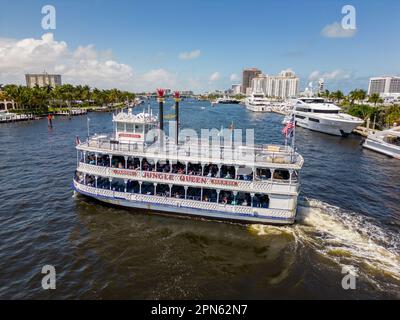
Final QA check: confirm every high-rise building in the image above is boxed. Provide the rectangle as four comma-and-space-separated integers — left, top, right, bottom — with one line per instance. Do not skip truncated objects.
231, 84, 242, 95
368, 76, 400, 95
242, 68, 261, 94
251, 69, 300, 99
25, 73, 62, 88
318, 78, 325, 94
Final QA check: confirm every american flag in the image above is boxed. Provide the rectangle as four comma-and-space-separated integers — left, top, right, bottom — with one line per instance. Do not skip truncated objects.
282, 115, 295, 138
75, 136, 81, 145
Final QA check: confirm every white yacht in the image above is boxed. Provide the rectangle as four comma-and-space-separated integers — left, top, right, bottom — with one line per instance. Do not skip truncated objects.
363, 126, 400, 159
245, 92, 272, 112
289, 97, 363, 136
215, 97, 240, 104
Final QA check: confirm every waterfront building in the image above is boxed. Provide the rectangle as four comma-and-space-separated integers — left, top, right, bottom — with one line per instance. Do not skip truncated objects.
231, 84, 242, 95
251, 70, 300, 99
0, 100, 15, 111
318, 78, 325, 94
368, 76, 400, 95
242, 68, 261, 94
25, 73, 62, 88
181, 90, 194, 97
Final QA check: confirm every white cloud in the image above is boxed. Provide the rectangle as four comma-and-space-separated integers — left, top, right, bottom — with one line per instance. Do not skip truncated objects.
178, 49, 201, 60
230, 73, 239, 82
321, 22, 357, 38
309, 69, 352, 81
0, 33, 134, 89
141, 69, 177, 88
0, 33, 220, 92
209, 72, 220, 82
0, 33, 68, 72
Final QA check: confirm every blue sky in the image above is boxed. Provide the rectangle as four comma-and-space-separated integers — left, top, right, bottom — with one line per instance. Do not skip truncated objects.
0, 0, 399, 93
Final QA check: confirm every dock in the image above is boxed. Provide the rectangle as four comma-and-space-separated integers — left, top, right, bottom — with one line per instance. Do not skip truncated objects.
353, 126, 379, 137
0, 113, 36, 123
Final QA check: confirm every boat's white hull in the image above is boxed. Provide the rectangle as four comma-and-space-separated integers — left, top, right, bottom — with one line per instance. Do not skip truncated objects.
245, 102, 272, 113
73, 182, 296, 225
363, 139, 400, 159
295, 116, 361, 136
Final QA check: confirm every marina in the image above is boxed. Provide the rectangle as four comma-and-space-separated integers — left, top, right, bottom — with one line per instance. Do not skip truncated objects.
0, 100, 399, 299
0, 0, 399, 303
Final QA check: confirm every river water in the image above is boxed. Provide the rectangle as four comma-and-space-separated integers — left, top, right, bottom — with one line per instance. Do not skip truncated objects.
0, 99, 399, 299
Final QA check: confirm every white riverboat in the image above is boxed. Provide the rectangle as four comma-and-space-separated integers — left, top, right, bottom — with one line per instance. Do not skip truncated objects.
289, 97, 363, 136
363, 126, 400, 159
73, 93, 304, 225
245, 92, 272, 112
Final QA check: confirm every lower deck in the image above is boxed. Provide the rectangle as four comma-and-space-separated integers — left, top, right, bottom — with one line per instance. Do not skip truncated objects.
73, 179, 297, 225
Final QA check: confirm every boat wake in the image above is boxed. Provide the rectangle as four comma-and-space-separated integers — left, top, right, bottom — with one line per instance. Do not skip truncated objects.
249, 198, 400, 293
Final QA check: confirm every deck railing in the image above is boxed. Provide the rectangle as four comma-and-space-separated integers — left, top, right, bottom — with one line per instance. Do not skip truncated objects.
78, 136, 304, 169
73, 180, 294, 219
77, 163, 299, 195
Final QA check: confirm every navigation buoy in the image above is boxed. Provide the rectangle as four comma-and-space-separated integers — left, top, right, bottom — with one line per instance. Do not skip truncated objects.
47, 114, 53, 128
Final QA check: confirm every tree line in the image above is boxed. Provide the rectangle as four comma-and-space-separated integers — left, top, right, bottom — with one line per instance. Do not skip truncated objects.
0, 84, 136, 114
318, 89, 400, 128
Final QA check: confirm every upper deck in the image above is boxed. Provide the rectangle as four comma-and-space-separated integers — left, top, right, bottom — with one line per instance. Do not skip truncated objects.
77, 135, 304, 170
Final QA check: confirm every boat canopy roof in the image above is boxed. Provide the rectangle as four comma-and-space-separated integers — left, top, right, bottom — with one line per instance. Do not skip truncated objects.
293, 98, 341, 111
113, 111, 158, 124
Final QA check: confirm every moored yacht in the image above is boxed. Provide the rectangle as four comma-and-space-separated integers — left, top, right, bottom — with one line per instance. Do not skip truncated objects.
289, 97, 363, 136
245, 92, 272, 112
363, 126, 400, 159
73, 90, 304, 225
215, 97, 240, 104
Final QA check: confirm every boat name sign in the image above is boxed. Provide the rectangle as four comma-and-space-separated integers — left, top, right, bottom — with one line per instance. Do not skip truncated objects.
112, 169, 239, 187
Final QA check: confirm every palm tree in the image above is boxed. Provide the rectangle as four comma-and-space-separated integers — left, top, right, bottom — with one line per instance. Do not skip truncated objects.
368, 93, 382, 106
348, 89, 367, 105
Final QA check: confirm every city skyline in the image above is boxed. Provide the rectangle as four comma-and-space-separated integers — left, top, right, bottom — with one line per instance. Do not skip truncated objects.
0, 0, 399, 93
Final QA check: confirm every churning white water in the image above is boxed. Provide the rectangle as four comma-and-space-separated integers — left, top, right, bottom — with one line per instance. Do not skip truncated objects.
249, 198, 400, 292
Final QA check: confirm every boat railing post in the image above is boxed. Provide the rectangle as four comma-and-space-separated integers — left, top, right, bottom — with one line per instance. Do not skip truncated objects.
250, 193, 255, 207
289, 170, 293, 189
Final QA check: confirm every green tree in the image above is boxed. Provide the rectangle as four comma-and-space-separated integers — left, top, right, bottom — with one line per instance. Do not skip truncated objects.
368, 93, 383, 106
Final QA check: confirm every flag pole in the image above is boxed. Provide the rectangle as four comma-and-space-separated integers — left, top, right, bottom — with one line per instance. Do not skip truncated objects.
291, 113, 296, 162
87, 117, 90, 140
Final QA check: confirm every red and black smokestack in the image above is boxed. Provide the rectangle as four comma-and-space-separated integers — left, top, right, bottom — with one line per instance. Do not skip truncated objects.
156, 88, 165, 131
174, 91, 180, 144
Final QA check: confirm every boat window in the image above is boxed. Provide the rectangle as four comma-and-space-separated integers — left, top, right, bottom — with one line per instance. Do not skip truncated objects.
126, 123, 134, 132
117, 122, 125, 131
384, 135, 400, 146
313, 109, 339, 114
135, 124, 144, 133
296, 107, 311, 112
301, 99, 324, 104
295, 115, 305, 119
273, 170, 290, 180
256, 168, 271, 180
309, 118, 320, 123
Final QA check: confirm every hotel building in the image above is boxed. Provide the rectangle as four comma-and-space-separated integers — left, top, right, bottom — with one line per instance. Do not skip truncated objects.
242, 68, 261, 94
25, 73, 62, 88
251, 69, 300, 99
368, 76, 400, 95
